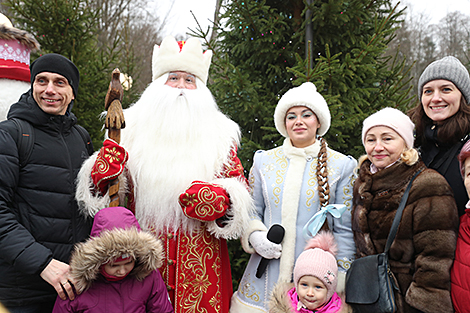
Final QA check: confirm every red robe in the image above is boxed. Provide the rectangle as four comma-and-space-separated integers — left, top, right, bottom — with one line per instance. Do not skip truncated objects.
128, 148, 246, 313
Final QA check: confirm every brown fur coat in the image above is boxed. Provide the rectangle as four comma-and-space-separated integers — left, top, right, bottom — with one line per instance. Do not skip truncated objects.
351, 159, 458, 313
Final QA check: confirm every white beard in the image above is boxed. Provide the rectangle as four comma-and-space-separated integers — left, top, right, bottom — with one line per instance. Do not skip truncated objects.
120, 77, 240, 232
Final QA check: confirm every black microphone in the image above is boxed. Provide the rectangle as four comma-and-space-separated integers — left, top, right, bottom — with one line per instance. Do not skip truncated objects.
255, 224, 285, 278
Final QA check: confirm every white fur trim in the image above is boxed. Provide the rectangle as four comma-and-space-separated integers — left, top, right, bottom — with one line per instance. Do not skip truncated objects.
277, 139, 321, 283
75, 152, 128, 218
274, 82, 331, 137
241, 219, 269, 254
152, 36, 212, 84
336, 271, 346, 294
206, 177, 254, 239
277, 152, 306, 283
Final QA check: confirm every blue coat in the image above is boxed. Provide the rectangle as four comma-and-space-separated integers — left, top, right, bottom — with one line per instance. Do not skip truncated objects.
231, 139, 356, 312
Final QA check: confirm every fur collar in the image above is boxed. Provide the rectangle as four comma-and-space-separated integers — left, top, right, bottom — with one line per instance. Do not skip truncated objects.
283, 138, 321, 160
70, 228, 163, 292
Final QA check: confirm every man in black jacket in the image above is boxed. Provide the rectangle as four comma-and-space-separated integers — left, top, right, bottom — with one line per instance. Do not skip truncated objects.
0, 54, 93, 313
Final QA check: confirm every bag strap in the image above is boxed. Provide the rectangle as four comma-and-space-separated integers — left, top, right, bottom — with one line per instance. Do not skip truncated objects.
73, 124, 94, 155
0, 119, 92, 167
11, 118, 35, 168
384, 168, 423, 253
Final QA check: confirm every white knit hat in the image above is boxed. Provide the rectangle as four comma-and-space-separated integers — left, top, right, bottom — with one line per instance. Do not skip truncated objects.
274, 82, 331, 137
151, 36, 213, 84
361, 107, 415, 149
293, 231, 338, 301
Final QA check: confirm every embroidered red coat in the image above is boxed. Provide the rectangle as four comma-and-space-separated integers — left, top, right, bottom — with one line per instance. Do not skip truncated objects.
123, 148, 250, 313
77, 146, 252, 313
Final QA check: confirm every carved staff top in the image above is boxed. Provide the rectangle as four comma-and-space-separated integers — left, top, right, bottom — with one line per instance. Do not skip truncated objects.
104, 68, 125, 207
105, 68, 125, 143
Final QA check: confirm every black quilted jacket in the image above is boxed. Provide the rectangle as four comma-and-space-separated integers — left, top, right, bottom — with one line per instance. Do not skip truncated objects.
0, 91, 93, 306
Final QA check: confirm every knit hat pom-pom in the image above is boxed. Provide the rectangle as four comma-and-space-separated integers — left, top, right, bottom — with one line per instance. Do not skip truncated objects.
304, 231, 337, 256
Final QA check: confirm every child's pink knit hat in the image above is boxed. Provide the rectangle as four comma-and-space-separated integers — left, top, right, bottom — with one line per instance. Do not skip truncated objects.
293, 231, 338, 300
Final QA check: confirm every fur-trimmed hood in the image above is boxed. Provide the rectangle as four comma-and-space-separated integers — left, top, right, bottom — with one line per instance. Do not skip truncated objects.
69, 207, 163, 292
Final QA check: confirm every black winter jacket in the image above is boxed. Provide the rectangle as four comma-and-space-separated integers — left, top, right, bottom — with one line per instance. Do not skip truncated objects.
0, 91, 93, 306
420, 124, 469, 217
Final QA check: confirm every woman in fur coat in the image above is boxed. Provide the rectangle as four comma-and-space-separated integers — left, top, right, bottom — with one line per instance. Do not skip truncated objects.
231, 82, 357, 312
269, 231, 349, 313
352, 107, 458, 313
52, 207, 173, 313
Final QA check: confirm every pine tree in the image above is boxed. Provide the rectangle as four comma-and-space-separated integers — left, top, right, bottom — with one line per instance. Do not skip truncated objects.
191, 0, 414, 289
5, 0, 141, 148
194, 0, 413, 168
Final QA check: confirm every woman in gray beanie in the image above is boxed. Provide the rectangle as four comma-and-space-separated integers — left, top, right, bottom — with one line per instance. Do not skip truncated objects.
409, 56, 470, 217
230, 82, 356, 313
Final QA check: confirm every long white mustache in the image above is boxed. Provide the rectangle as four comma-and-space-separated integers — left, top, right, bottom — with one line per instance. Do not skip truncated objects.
119, 78, 239, 233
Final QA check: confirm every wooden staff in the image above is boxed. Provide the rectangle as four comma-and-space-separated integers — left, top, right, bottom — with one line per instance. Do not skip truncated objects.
104, 68, 125, 207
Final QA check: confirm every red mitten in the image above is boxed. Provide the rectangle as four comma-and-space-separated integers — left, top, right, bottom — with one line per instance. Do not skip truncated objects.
179, 181, 230, 222
91, 139, 129, 195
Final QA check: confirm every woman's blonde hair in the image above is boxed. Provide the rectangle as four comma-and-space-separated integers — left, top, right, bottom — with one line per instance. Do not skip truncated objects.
356, 147, 419, 173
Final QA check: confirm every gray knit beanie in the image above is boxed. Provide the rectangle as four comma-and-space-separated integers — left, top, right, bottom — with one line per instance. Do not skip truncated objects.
418, 56, 470, 103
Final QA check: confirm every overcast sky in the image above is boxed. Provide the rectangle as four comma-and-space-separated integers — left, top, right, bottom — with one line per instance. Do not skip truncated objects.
157, 0, 217, 38
394, 0, 470, 24
157, 0, 470, 38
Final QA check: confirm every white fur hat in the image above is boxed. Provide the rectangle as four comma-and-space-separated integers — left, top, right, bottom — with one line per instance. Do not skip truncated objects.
151, 36, 213, 84
274, 82, 331, 137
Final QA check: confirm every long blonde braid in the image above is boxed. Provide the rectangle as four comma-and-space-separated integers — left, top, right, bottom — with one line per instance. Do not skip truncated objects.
316, 137, 330, 231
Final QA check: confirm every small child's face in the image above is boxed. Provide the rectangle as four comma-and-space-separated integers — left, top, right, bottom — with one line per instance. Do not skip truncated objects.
464, 158, 470, 198
297, 275, 328, 311
104, 258, 135, 278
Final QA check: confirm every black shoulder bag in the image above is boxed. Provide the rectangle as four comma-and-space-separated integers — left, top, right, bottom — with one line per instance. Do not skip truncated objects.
345, 169, 422, 313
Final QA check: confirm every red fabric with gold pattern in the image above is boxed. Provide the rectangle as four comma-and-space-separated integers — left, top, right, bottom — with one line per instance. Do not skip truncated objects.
179, 181, 229, 222
155, 226, 232, 313
218, 147, 248, 186
91, 139, 129, 195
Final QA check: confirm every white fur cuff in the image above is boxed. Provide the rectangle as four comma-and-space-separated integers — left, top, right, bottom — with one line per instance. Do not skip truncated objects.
206, 177, 254, 240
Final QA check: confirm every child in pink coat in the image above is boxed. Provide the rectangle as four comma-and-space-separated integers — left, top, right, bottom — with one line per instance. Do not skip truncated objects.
52, 207, 173, 313
269, 231, 348, 313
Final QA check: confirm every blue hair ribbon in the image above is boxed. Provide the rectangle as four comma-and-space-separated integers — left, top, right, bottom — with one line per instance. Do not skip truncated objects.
302, 204, 347, 241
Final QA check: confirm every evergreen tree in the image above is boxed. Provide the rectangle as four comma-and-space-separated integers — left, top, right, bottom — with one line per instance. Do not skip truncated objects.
191, 0, 414, 289
194, 0, 413, 168
5, 0, 142, 148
